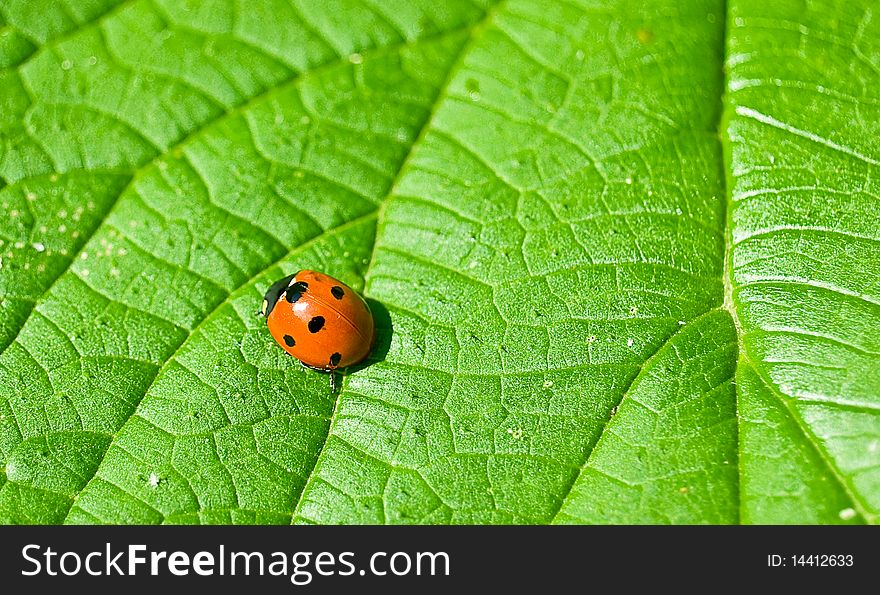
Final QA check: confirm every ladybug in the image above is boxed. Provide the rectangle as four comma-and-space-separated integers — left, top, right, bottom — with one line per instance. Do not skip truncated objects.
260, 270, 375, 391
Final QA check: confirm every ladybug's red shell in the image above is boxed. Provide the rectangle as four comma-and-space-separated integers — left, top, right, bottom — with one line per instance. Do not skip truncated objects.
262, 270, 375, 370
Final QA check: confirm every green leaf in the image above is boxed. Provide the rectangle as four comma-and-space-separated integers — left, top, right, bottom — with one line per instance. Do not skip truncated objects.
726, 1, 880, 523
0, 0, 877, 525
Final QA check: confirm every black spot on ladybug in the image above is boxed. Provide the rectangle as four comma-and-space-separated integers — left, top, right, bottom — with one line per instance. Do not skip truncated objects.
308, 316, 325, 333
329, 352, 341, 366
283, 334, 295, 347
285, 281, 309, 303
331, 286, 344, 300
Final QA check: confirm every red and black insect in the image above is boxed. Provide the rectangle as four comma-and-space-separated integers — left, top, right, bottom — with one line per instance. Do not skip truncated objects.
260, 270, 375, 391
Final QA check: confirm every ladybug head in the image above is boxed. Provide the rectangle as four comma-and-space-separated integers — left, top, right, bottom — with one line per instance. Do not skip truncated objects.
260, 274, 295, 317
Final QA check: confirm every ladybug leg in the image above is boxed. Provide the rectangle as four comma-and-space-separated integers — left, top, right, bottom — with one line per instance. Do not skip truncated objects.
329, 370, 338, 393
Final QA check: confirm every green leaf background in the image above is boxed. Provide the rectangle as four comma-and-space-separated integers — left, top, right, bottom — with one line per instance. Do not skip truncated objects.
0, 0, 877, 524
